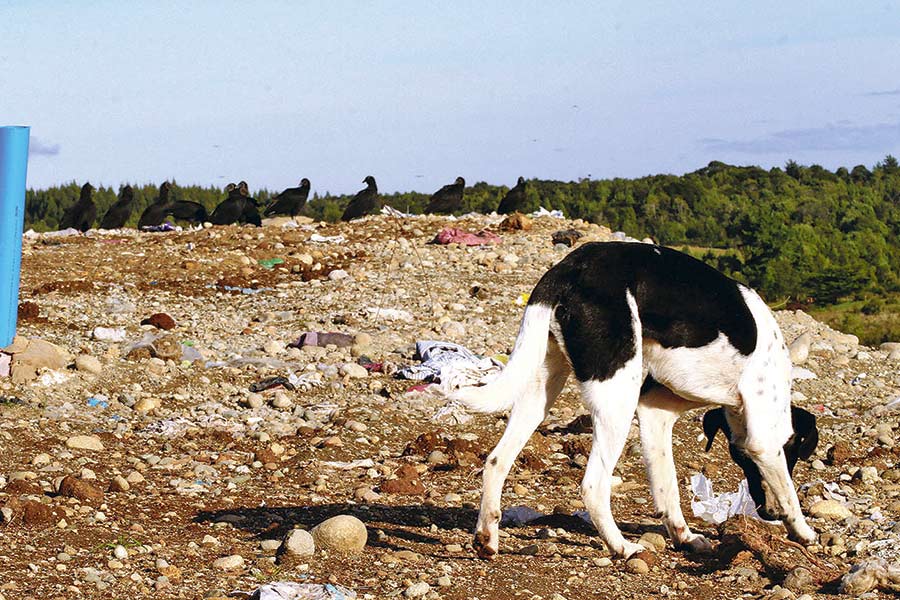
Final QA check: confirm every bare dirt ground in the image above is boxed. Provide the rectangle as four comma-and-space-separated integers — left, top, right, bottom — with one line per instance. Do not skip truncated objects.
1, 214, 899, 600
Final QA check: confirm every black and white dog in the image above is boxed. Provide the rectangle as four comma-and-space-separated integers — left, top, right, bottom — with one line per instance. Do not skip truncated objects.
450, 241, 819, 559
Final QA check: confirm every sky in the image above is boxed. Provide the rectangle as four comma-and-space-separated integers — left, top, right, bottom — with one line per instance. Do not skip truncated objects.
2, 1, 899, 195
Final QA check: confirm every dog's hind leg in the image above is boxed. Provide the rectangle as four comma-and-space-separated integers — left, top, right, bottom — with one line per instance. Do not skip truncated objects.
637, 384, 712, 553
473, 336, 570, 558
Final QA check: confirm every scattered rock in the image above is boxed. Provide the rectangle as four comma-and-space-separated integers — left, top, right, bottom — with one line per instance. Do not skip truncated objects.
626, 557, 649, 574
58, 475, 104, 503
65, 435, 104, 451
311, 515, 367, 553
809, 500, 852, 520
74, 354, 103, 375
212, 555, 244, 571
141, 313, 177, 330
281, 529, 315, 558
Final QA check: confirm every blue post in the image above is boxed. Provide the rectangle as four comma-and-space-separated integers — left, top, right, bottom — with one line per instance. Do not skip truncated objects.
0, 126, 30, 348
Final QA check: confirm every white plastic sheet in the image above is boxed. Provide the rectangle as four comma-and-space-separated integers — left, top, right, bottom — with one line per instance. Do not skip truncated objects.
690, 473, 762, 524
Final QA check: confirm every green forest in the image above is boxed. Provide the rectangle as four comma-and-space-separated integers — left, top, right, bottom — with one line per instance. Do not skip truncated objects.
23, 156, 900, 343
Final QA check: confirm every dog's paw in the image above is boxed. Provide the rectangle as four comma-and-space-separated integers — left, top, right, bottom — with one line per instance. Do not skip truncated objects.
473, 531, 498, 560
622, 541, 646, 559
789, 521, 817, 546
678, 533, 713, 554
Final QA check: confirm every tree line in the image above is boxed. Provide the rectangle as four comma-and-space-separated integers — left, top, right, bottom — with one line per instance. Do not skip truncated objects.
23, 156, 900, 307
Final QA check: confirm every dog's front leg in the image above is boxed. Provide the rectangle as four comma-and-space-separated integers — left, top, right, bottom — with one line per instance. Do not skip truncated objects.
751, 448, 817, 544
636, 389, 712, 553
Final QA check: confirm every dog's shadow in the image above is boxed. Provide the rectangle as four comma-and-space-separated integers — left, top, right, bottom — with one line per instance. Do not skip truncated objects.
193, 502, 728, 570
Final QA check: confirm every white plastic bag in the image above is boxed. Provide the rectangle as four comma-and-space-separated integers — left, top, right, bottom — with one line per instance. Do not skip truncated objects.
690, 473, 762, 524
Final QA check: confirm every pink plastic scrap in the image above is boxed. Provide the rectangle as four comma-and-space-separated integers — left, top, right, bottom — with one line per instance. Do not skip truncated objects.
433, 228, 501, 246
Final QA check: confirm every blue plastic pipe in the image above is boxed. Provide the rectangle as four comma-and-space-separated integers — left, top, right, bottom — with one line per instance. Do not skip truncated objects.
0, 126, 30, 348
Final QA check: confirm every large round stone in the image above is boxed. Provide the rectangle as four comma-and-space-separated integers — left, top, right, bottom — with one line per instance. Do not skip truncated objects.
311, 515, 367, 553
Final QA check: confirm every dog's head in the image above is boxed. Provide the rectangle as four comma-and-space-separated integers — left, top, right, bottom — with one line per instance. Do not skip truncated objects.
702, 406, 818, 520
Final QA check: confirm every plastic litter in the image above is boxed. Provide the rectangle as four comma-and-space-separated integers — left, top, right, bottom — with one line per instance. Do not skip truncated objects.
141, 223, 178, 232
86, 396, 109, 409
258, 258, 285, 269
690, 473, 762, 524
92, 326, 127, 342
500, 505, 545, 526
531, 206, 565, 219
397, 340, 502, 391
37, 370, 70, 386
432, 227, 501, 246
381, 205, 414, 218
309, 233, 346, 244
243, 582, 356, 600
514, 292, 530, 306
0, 353, 10, 377
365, 307, 413, 322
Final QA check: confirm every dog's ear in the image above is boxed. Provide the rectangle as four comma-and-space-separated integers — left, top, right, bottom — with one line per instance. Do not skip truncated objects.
702, 408, 730, 452
791, 406, 819, 460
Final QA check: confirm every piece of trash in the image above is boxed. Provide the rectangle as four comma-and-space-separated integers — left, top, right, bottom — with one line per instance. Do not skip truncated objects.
885, 397, 900, 410
241, 582, 357, 600
850, 372, 867, 386
397, 340, 502, 391
289, 332, 355, 348
249, 376, 296, 393
531, 206, 565, 219
141, 223, 178, 232
37, 370, 71, 386
501, 505, 545, 527
381, 205, 414, 218
86, 397, 109, 409
791, 367, 817, 380
258, 258, 285, 269
432, 227, 501, 246
514, 292, 530, 306
321, 459, 376, 470
92, 327, 127, 342
0, 353, 10, 377
405, 383, 431, 393
309, 233, 346, 244
356, 356, 383, 372
286, 372, 325, 390
690, 473, 762, 524
365, 307, 413, 322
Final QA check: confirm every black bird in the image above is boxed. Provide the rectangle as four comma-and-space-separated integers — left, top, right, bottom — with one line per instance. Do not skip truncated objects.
209, 183, 243, 225
138, 181, 175, 229
497, 176, 528, 214
168, 200, 208, 224
238, 181, 262, 226
59, 182, 97, 232
210, 182, 260, 226
264, 178, 310, 218
425, 176, 465, 214
341, 176, 379, 221
99, 184, 134, 229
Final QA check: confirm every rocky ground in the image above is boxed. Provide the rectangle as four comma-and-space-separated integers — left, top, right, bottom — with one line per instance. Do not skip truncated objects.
1, 212, 899, 600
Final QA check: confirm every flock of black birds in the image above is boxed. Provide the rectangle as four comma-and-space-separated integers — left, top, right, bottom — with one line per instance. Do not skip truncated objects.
57, 175, 529, 232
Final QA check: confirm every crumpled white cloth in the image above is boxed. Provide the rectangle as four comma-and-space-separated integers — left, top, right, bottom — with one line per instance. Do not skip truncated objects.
246, 582, 356, 600
397, 341, 502, 392
690, 473, 762, 524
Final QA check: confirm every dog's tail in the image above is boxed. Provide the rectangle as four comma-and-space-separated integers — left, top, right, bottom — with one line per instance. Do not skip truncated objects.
448, 303, 554, 413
